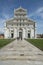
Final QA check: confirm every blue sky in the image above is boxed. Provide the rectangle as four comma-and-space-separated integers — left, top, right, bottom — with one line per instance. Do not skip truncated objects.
0, 0, 43, 34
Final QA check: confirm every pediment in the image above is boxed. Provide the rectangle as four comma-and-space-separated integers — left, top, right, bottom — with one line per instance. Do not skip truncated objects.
15, 7, 27, 12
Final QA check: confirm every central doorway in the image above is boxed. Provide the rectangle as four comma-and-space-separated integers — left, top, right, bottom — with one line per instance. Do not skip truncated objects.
19, 28, 22, 40
19, 32, 22, 39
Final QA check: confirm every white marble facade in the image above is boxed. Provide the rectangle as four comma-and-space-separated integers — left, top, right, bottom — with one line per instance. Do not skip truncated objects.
4, 7, 36, 39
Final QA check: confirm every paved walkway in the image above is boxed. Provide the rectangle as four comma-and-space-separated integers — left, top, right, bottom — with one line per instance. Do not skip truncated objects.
0, 39, 43, 65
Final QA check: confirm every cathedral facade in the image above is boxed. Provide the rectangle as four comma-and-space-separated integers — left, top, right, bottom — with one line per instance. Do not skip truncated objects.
4, 7, 36, 39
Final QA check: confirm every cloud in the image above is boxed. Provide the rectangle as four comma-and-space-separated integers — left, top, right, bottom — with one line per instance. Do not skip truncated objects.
2, 13, 10, 20
0, 11, 12, 33
29, 7, 43, 34
0, 14, 9, 28
29, 7, 43, 19
0, 13, 10, 27
0, 28, 4, 33
0, 14, 8, 33
0, 18, 5, 33
36, 7, 43, 19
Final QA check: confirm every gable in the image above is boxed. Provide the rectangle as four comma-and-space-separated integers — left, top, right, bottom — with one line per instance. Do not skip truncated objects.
15, 7, 27, 12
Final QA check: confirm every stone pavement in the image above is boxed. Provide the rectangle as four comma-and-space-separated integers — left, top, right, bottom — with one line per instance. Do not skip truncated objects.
0, 39, 43, 65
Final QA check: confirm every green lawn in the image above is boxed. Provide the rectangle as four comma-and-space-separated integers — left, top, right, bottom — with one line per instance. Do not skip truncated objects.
26, 39, 43, 51
0, 39, 15, 49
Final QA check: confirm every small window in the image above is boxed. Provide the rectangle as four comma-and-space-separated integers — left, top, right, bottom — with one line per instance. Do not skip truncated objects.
11, 30, 14, 32
11, 24, 13, 26
28, 24, 29, 26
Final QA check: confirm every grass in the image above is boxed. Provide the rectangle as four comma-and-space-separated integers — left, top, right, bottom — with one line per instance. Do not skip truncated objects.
26, 39, 43, 51
0, 39, 15, 49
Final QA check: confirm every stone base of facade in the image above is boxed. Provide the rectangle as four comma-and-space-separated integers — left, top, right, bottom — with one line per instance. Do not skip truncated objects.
4, 27, 36, 39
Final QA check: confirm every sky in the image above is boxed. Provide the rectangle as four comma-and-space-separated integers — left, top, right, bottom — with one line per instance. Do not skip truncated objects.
0, 0, 43, 34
